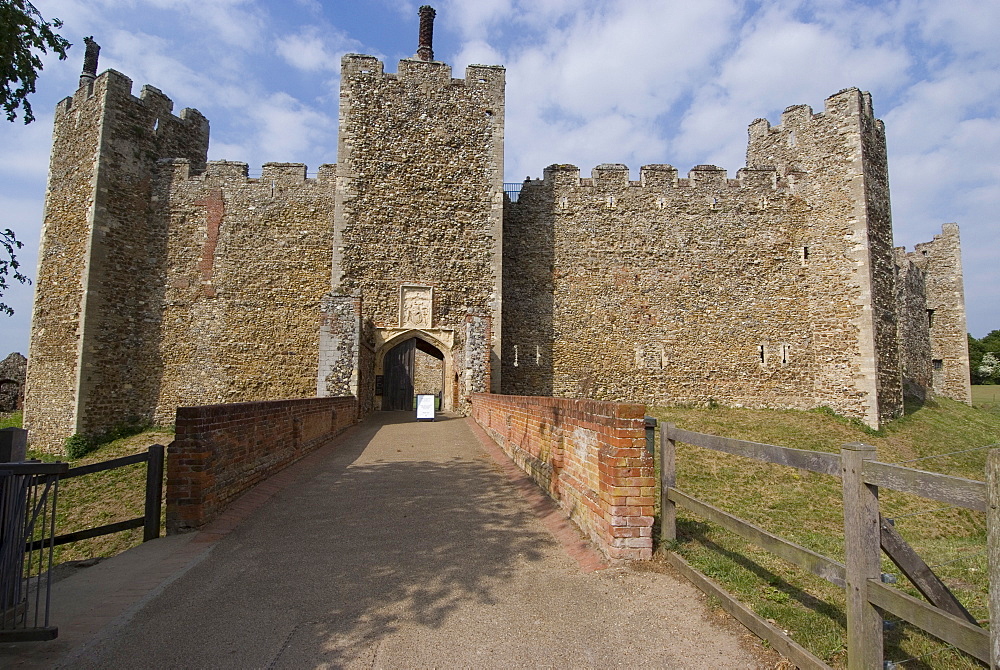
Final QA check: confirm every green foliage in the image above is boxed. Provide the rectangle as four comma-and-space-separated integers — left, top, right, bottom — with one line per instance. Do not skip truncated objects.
64, 432, 96, 459
0, 409, 22, 429
63, 417, 152, 458
1, 228, 30, 315
0, 0, 70, 124
970, 330, 1000, 384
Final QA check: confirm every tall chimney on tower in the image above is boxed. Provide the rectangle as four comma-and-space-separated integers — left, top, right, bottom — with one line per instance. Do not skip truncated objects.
79, 36, 100, 88
417, 5, 436, 61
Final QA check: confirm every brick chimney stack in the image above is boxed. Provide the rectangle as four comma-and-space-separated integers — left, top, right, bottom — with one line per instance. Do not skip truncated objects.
417, 5, 436, 61
80, 36, 100, 88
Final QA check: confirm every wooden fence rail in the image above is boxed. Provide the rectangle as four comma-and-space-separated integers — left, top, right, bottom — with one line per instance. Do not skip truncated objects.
24, 444, 165, 552
659, 424, 993, 669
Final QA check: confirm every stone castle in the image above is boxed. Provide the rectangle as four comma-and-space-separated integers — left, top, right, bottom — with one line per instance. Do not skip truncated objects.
24, 9, 971, 451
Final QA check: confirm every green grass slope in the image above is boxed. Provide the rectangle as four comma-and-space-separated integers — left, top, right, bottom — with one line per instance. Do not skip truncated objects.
648, 397, 1000, 668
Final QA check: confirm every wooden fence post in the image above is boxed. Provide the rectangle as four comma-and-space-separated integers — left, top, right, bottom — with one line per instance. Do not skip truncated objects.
842, 442, 882, 669
660, 423, 676, 544
987, 448, 1000, 669
143, 444, 165, 542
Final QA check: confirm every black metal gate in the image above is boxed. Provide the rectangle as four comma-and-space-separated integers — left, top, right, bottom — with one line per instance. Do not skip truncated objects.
383, 339, 416, 410
1, 461, 68, 641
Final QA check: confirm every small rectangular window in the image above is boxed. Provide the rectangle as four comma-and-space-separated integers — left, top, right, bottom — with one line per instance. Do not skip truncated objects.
933, 359, 943, 370
927, 309, 935, 327
758, 345, 766, 365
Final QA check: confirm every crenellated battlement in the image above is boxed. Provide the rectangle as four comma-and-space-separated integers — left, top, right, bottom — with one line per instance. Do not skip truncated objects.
159, 159, 337, 186
341, 53, 504, 90
530, 163, 785, 193
748, 87, 875, 141
56, 69, 207, 133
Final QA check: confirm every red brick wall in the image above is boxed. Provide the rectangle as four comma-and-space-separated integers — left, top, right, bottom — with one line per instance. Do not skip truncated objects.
166, 396, 357, 532
471, 393, 654, 560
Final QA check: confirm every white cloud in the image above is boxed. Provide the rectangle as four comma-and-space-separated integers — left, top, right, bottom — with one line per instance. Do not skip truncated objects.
440, 0, 513, 40
276, 26, 363, 72
247, 92, 336, 163
0, 114, 54, 180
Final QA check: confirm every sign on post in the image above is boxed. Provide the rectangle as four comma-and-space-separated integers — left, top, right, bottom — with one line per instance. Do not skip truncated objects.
416, 394, 435, 421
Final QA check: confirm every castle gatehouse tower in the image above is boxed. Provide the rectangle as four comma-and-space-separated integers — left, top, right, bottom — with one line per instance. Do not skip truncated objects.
318, 8, 505, 414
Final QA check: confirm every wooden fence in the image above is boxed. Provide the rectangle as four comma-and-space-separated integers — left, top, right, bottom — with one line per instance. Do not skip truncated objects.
658, 424, 994, 669
25, 444, 166, 551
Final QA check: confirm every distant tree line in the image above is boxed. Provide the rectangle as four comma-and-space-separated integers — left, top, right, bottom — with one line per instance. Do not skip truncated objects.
969, 331, 1000, 385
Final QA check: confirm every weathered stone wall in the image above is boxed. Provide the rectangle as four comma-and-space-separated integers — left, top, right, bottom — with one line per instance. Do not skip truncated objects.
332, 55, 504, 411
0, 353, 26, 412
504, 88, 904, 428
471, 393, 654, 561
747, 89, 902, 425
25, 77, 106, 449
504, 163, 819, 413
894, 250, 932, 400
906, 224, 972, 403
154, 160, 336, 425
166, 395, 357, 532
413, 348, 444, 396
318, 293, 362, 398
26, 71, 209, 451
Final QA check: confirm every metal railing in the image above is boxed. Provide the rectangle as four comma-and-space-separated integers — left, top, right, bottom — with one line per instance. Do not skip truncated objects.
503, 182, 522, 202
0, 461, 68, 641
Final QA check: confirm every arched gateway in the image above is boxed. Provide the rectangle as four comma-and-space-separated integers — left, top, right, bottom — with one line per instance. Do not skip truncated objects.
377, 331, 451, 411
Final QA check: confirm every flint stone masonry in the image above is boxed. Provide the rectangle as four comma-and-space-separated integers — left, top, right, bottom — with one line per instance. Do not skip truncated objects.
152, 159, 336, 426
0, 352, 26, 412
905, 224, 972, 403
894, 250, 932, 401
166, 396, 357, 532
472, 393, 655, 561
332, 54, 505, 412
26, 24, 970, 451
26, 70, 209, 450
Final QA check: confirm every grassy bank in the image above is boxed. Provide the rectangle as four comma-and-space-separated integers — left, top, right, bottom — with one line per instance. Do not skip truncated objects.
27, 429, 173, 566
972, 385, 1000, 415
0, 409, 22, 430
649, 397, 1000, 668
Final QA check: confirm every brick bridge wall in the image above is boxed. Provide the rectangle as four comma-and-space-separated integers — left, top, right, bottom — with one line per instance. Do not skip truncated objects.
471, 393, 654, 560
166, 396, 357, 533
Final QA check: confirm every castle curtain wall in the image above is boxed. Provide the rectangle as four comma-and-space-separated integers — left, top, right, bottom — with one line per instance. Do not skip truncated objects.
504, 89, 907, 428
503, 163, 818, 414
25, 49, 968, 449
154, 161, 336, 426
906, 224, 972, 403
746, 89, 903, 426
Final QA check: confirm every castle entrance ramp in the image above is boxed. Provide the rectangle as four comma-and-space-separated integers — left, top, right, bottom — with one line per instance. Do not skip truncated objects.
0, 412, 770, 667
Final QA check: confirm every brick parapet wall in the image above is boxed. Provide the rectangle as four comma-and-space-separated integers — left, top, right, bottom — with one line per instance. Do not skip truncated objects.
471, 393, 654, 560
166, 396, 356, 533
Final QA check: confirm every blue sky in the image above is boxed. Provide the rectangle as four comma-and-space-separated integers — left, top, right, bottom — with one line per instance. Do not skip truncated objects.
1, 0, 997, 357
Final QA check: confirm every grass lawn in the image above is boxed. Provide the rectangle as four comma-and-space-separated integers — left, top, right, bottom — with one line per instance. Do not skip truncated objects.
0, 409, 22, 430
972, 385, 1000, 415
648, 396, 1000, 669
27, 429, 174, 567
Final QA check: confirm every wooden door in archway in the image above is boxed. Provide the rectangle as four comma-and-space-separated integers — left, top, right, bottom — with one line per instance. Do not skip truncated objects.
383, 339, 416, 410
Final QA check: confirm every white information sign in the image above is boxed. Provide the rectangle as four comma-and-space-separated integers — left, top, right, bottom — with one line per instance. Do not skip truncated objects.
415, 394, 436, 421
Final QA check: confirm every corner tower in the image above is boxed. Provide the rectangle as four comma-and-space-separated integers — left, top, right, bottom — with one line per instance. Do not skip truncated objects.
747, 89, 902, 427
320, 7, 505, 413
24, 40, 209, 450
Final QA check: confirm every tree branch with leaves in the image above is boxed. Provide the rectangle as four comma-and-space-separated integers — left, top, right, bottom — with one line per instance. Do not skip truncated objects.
0, 0, 71, 124
1, 228, 30, 316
